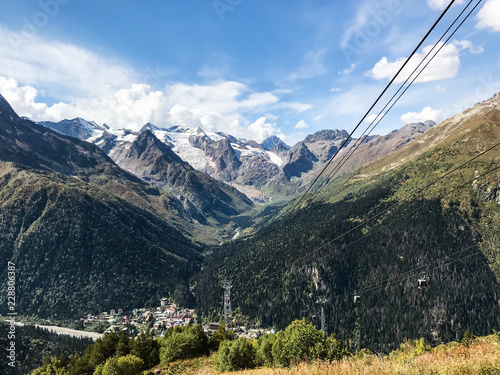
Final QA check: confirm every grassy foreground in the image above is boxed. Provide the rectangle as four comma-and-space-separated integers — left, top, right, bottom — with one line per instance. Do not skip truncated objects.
156, 335, 500, 375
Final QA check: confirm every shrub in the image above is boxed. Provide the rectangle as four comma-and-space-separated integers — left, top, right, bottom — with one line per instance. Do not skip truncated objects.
326, 335, 350, 361
256, 334, 275, 367
94, 354, 144, 375
216, 337, 256, 371
389, 337, 431, 361
208, 324, 235, 351
273, 319, 327, 367
30, 356, 70, 375
461, 329, 476, 347
159, 325, 209, 363
130, 331, 160, 370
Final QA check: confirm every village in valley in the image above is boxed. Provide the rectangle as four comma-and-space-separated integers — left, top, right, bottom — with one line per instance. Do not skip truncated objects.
79, 298, 264, 339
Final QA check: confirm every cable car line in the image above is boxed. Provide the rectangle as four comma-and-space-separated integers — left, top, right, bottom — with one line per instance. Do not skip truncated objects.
271, 0, 459, 238
329, 244, 486, 302
290, 140, 500, 268
254, 155, 500, 293
247, 1, 489, 289
304, 0, 483, 206
222, 0, 496, 321
281, 0, 492, 308
312, 239, 484, 296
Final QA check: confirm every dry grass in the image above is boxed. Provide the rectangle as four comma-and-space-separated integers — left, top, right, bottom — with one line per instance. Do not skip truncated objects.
176, 335, 500, 375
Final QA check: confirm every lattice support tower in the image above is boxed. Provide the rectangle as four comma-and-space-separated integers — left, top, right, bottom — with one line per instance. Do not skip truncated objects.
316, 296, 330, 334
222, 280, 233, 328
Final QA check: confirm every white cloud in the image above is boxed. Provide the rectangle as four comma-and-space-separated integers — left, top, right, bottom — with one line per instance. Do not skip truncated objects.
0, 77, 171, 129
400, 106, 442, 123
295, 120, 309, 129
340, 3, 373, 50
0, 76, 51, 119
338, 63, 357, 75
427, 0, 464, 11
452, 40, 484, 54
164, 81, 246, 114
276, 101, 312, 113
247, 117, 283, 142
436, 85, 446, 92
340, 0, 403, 58
327, 85, 380, 116
367, 41, 481, 83
106, 84, 169, 128
0, 75, 306, 141
0, 26, 137, 100
330, 87, 341, 92
164, 81, 309, 122
0, 25, 313, 141
476, 0, 500, 32
365, 113, 385, 123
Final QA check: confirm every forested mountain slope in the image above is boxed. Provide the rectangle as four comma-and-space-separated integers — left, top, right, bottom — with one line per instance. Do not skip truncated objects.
0, 162, 202, 317
194, 94, 500, 352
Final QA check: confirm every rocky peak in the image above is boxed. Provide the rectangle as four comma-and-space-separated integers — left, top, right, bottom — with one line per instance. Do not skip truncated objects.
0, 93, 19, 120
304, 129, 349, 144
423, 120, 436, 128
130, 130, 185, 165
282, 142, 318, 179
261, 135, 290, 151
140, 122, 160, 133
38, 118, 106, 141
217, 132, 238, 143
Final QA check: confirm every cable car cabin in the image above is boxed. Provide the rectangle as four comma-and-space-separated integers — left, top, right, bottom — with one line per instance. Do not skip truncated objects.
354, 295, 361, 303
418, 278, 428, 290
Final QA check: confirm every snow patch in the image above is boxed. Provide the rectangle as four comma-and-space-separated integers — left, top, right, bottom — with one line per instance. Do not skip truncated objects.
266, 151, 283, 167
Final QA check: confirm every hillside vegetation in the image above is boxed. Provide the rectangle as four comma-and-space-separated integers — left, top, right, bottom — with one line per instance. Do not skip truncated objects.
200, 335, 500, 375
28, 319, 500, 375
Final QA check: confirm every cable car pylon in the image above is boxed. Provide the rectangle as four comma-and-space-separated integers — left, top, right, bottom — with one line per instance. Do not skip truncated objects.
316, 296, 329, 334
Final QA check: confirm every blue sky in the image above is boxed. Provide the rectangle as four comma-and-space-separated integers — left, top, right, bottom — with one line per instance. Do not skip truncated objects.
0, 0, 499, 144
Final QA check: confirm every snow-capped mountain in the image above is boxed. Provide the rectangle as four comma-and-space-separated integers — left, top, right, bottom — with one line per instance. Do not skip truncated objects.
39, 118, 109, 143
112, 129, 254, 223
37, 118, 436, 202
40, 120, 291, 199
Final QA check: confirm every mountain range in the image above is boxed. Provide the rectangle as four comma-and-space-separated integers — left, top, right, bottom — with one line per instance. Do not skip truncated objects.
2, 90, 499, 353
39, 112, 436, 204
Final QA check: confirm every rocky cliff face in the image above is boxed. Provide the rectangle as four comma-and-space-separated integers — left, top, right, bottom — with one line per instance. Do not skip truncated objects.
261, 135, 290, 151
282, 142, 319, 179
188, 134, 242, 182
302, 129, 351, 163
332, 121, 436, 174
